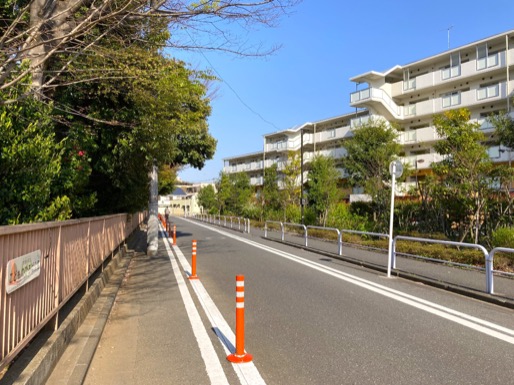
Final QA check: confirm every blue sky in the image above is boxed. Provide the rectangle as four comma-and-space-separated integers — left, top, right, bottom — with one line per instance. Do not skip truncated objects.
177, 0, 514, 183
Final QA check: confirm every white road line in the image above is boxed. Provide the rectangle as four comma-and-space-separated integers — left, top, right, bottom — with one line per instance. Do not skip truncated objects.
167, 237, 267, 385
162, 233, 230, 385
185, 219, 514, 345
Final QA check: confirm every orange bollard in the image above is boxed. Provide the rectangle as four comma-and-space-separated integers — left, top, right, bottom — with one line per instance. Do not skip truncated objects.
227, 275, 253, 363
189, 240, 199, 280
173, 225, 177, 245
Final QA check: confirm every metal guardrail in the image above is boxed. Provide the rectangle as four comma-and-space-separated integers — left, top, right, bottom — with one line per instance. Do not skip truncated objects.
264, 220, 284, 241
307, 226, 342, 255
489, 247, 514, 294
265, 221, 382, 257
283, 222, 307, 247
192, 214, 250, 234
392, 236, 491, 293
262, 221, 512, 296
0, 212, 146, 371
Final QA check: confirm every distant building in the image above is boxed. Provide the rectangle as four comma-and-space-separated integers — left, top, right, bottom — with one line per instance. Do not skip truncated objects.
223, 30, 514, 199
159, 181, 215, 216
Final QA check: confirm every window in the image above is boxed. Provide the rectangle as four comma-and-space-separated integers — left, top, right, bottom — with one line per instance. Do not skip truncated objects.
476, 44, 499, 70
442, 52, 461, 80
477, 83, 499, 100
328, 129, 336, 138
442, 91, 461, 108
405, 104, 416, 116
403, 69, 416, 90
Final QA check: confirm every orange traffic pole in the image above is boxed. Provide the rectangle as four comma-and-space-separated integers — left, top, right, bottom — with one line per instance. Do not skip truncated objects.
173, 225, 177, 245
227, 275, 253, 363
189, 240, 199, 280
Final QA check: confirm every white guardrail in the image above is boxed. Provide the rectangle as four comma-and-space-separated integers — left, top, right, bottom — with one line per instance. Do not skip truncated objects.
191, 214, 251, 233
263, 220, 513, 296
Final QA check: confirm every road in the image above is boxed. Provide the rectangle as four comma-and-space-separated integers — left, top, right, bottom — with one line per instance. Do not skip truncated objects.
83, 217, 514, 385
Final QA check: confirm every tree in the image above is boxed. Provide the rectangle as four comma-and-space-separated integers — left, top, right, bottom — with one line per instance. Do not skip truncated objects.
281, 151, 301, 221
0, 0, 299, 221
229, 172, 252, 215
158, 165, 178, 195
342, 118, 402, 224
307, 155, 341, 226
431, 108, 493, 243
51, 38, 217, 214
0, 0, 299, 102
197, 184, 217, 214
216, 172, 232, 215
0, 93, 69, 224
262, 163, 281, 219
488, 109, 514, 150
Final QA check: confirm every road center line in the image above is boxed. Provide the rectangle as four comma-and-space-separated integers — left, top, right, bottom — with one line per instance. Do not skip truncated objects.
162, 232, 230, 385
185, 219, 514, 345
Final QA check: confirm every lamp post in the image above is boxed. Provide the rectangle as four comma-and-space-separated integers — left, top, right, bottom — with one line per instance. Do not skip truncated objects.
300, 128, 304, 224
387, 160, 403, 278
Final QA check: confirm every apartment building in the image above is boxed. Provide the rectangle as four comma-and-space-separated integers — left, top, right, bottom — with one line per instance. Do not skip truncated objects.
223, 30, 514, 196
223, 110, 368, 189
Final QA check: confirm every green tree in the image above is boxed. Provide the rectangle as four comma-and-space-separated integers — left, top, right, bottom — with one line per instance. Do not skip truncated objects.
488, 110, 514, 149
307, 155, 341, 226
432, 108, 493, 243
229, 172, 253, 215
281, 151, 302, 221
216, 172, 232, 215
158, 165, 178, 195
342, 118, 402, 225
52, 41, 216, 214
0, 95, 69, 224
1, 0, 299, 100
262, 164, 281, 219
197, 185, 217, 214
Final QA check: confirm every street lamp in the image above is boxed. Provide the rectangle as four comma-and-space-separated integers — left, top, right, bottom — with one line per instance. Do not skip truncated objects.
300, 128, 304, 224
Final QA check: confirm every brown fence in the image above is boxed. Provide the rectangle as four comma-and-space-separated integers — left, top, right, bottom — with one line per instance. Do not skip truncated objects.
0, 212, 146, 371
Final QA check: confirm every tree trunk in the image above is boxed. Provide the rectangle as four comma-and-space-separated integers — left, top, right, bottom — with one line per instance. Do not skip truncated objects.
27, 0, 85, 92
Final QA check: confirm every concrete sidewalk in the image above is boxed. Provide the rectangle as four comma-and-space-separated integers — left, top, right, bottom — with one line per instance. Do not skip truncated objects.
43, 233, 215, 385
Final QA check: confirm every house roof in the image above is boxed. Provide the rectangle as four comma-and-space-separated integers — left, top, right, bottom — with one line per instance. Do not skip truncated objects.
172, 187, 187, 196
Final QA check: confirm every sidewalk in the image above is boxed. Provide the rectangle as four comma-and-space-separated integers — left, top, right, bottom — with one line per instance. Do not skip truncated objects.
43, 232, 214, 385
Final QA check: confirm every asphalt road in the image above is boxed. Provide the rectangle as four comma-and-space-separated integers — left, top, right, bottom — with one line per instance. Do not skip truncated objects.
175, 217, 514, 385
73, 216, 514, 385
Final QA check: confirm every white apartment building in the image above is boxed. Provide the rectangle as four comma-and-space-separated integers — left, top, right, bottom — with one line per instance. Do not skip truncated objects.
223, 30, 514, 196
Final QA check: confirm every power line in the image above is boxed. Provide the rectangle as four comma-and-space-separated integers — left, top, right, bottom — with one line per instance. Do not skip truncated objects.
185, 31, 280, 130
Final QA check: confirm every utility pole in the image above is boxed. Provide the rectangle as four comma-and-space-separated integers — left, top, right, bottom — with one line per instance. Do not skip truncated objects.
147, 162, 159, 256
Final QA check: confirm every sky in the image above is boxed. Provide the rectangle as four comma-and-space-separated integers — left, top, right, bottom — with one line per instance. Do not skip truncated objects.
176, 0, 514, 183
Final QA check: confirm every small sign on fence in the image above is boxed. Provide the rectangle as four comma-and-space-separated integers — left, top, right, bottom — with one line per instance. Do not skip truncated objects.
5, 250, 41, 294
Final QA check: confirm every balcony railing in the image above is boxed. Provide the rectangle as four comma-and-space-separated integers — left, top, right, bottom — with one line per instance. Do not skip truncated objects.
403, 153, 444, 169
392, 50, 509, 96
350, 87, 402, 117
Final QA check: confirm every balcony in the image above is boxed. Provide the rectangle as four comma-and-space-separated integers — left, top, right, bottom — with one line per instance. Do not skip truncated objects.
398, 127, 441, 145
391, 49, 511, 96
350, 87, 402, 118
403, 153, 444, 170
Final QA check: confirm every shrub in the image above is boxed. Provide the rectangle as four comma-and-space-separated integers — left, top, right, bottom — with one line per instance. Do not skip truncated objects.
327, 203, 369, 231
491, 227, 514, 248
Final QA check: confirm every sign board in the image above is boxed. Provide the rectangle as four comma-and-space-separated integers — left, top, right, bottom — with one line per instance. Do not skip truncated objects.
389, 160, 403, 178
5, 250, 41, 294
